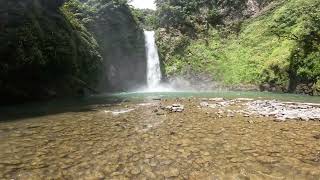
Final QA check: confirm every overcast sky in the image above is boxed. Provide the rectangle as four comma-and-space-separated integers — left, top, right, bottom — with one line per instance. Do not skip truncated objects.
129, 0, 156, 10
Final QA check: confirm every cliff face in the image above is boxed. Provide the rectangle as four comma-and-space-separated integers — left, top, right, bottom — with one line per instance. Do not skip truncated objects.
65, 0, 147, 92
88, 3, 146, 92
216, 0, 278, 22
0, 0, 102, 104
0, 0, 147, 104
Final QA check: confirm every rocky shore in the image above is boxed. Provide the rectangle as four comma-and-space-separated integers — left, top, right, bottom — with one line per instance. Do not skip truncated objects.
1, 97, 320, 179
197, 98, 320, 122
103, 97, 320, 122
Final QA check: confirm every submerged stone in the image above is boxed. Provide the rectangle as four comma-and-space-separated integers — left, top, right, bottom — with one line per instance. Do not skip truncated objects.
130, 167, 141, 175
209, 98, 225, 101
163, 168, 180, 177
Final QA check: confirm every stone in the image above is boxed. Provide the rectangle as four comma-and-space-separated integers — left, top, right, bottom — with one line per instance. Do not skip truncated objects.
110, 171, 122, 177
163, 168, 180, 177
294, 141, 305, 145
144, 169, 156, 178
149, 159, 158, 167
313, 134, 320, 139
156, 112, 165, 116
145, 154, 154, 159
177, 139, 192, 146
246, 100, 320, 121
300, 116, 310, 121
166, 104, 184, 112
248, 120, 254, 124
257, 156, 279, 164
275, 117, 286, 122
189, 171, 210, 180
230, 157, 246, 163
131, 167, 141, 175
160, 159, 172, 165
200, 151, 210, 156
209, 98, 224, 101
235, 98, 254, 101
200, 102, 209, 107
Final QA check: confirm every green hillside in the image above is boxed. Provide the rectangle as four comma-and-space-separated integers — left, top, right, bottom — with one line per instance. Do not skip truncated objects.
156, 0, 320, 95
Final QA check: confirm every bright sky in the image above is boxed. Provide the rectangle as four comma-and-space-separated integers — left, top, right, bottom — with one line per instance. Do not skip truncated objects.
129, 0, 156, 10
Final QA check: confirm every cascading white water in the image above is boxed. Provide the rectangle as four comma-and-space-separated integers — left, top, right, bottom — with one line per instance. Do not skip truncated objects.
144, 31, 162, 89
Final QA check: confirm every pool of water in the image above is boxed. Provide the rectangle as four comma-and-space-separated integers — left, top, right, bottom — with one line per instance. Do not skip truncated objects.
0, 91, 320, 179
108, 91, 320, 103
2, 91, 320, 122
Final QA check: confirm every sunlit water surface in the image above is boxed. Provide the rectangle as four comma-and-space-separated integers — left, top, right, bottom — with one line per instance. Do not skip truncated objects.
1, 91, 320, 179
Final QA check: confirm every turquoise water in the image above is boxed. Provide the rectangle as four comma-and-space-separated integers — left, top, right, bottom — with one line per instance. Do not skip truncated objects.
1, 91, 319, 121
104, 91, 320, 103
1, 91, 320, 179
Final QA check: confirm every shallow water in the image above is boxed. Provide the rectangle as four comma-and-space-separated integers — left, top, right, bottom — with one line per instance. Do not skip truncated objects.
110, 91, 320, 103
1, 92, 320, 179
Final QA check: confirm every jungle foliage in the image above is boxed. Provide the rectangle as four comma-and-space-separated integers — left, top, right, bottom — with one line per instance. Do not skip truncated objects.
155, 0, 320, 95
0, 0, 145, 104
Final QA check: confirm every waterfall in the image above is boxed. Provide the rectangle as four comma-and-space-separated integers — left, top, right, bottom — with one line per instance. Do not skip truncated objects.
144, 31, 162, 89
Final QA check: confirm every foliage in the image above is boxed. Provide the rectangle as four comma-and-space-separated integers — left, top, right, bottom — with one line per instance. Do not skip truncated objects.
64, 0, 147, 91
131, 8, 157, 30
154, 0, 276, 37
0, 0, 145, 104
157, 0, 320, 94
267, 0, 320, 92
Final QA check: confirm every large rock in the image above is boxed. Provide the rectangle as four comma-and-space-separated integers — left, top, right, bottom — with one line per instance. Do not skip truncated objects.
1, 0, 102, 104
165, 104, 184, 112
88, 3, 147, 92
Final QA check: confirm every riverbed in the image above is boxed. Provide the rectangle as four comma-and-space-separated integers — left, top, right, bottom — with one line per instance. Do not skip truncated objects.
1, 92, 320, 179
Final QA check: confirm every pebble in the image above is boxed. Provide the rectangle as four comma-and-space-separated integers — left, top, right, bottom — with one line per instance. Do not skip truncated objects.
110, 171, 122, 176
130, 167, 141, 175
149, 159, 158, 167
313, 134, 320, 139
235, 98, 254, 101
200, 102, 209, 107
144, 169, 156, 178
166, 104, 184, 112
257, 156, 279, 164
145, 154, 154, 159
156, 112, 165, 116
200, 151, 210, 156
163, 168, 180, 177
209, 98, 225, 101
1, 97, 320, 179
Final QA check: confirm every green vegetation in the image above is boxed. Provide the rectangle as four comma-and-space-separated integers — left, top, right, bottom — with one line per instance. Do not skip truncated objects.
1, 0, 319, 105
132, 8, 157, 30
0, 0, 145, 104
156, 0, 320, 95
1, 0, 103, 104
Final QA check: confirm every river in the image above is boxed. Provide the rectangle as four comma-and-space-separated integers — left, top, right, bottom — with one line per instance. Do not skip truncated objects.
0, 92, 320, 179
